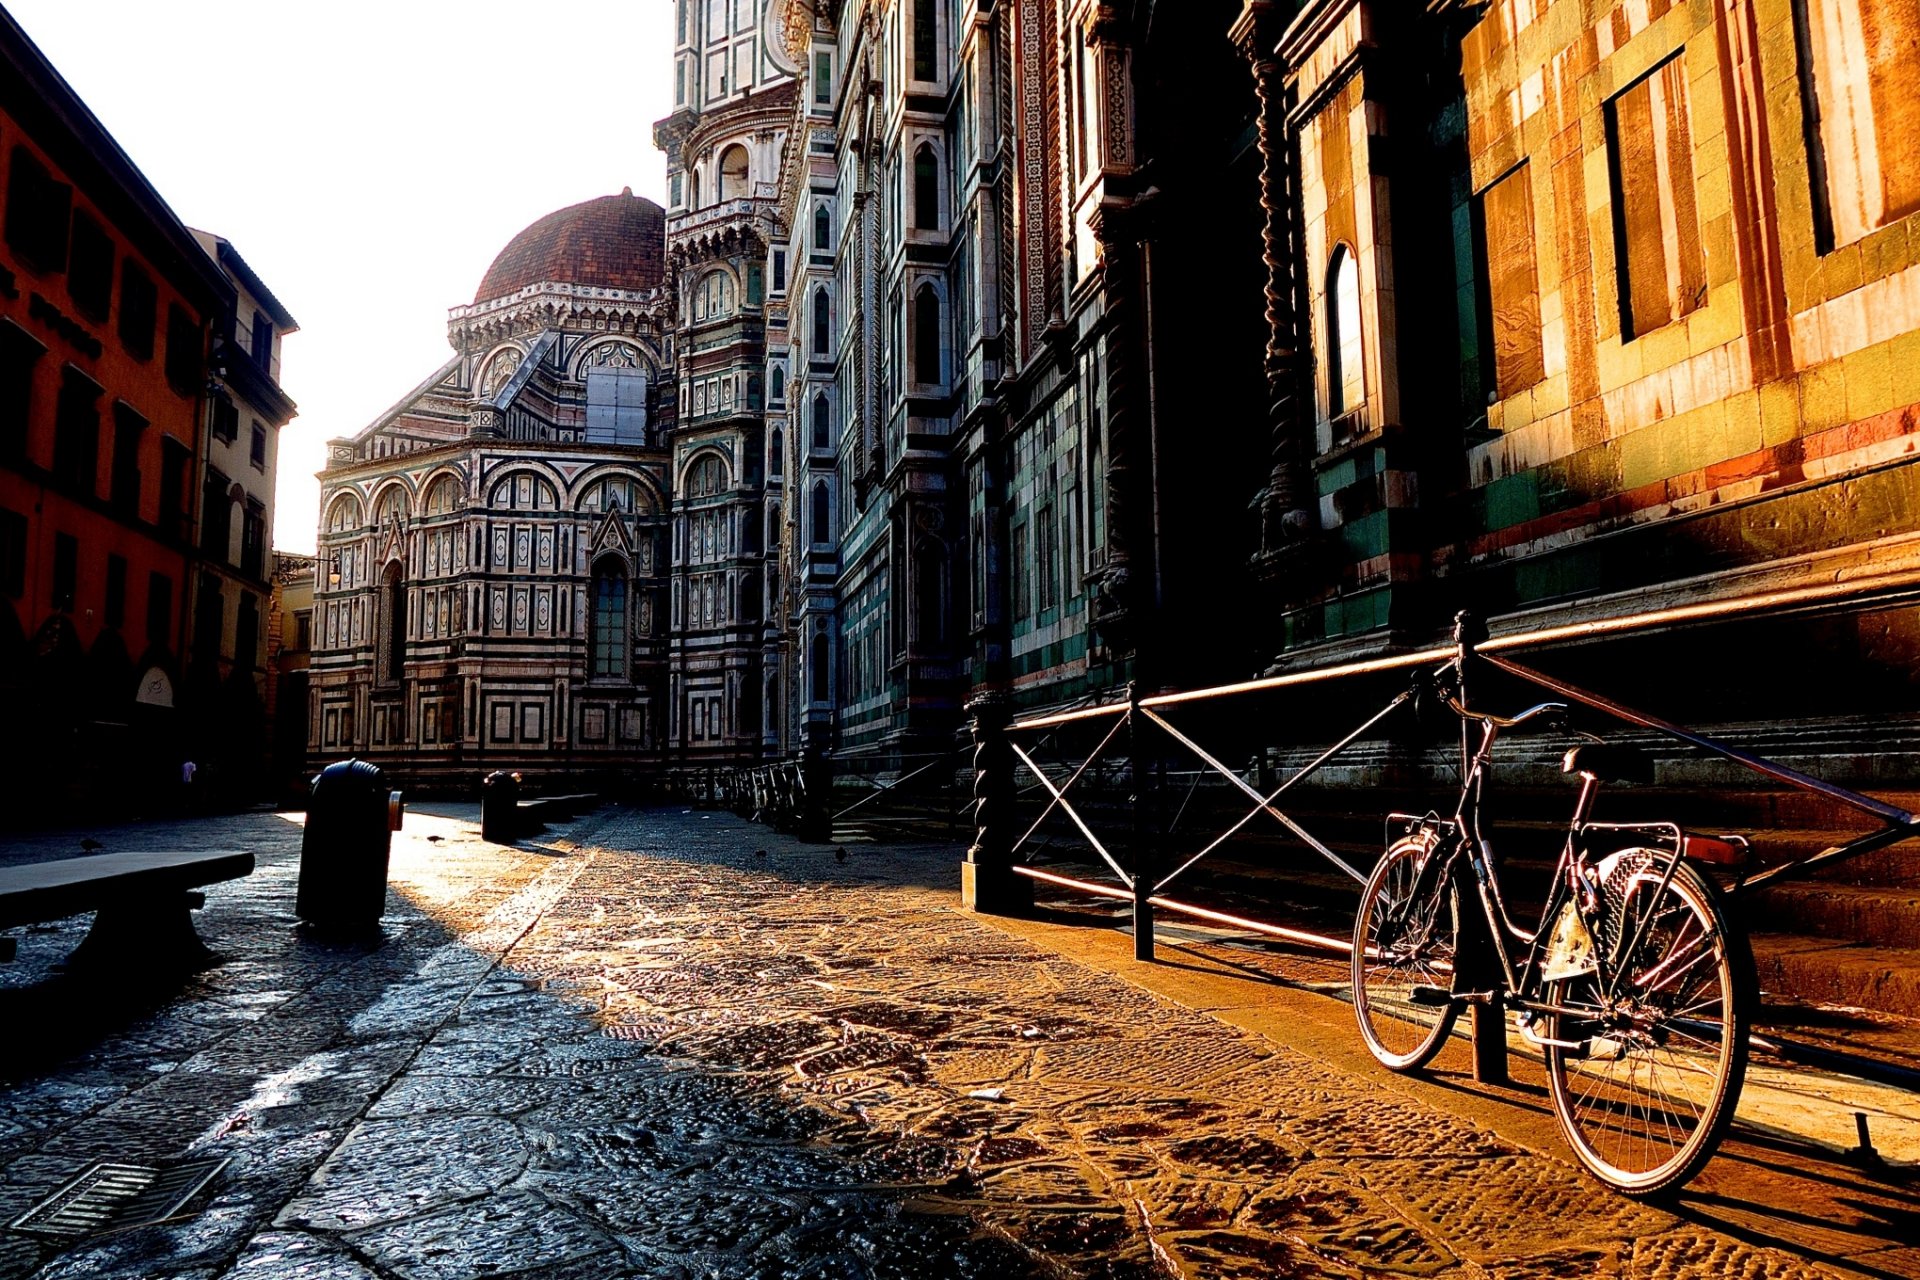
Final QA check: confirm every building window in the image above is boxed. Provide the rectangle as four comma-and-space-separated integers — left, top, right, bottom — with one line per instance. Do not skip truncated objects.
203, 469, 234, 560
104, 554, 127, 630
210, 394, 238, 444
118, 261, 156, 360
694, 269, 735, 321
770, 365, 785, 405
51, 368, 102, 496
110, 403, 145, 513
293, 609, 311, 653
812, 286, 831, 354
814, 50, 833, 105
378, 561, 405, 684
810, 479, 830, 543
770, 426, 784, 477
718, 144, 750, 201
914, 144, 939, 230
590, 559, 628, 679
914, 285, 941, 384
159, 438, 190, 540
67, 212, 113, 322
51, 532, 77, 612
814, 205, 831, 254
0, 506, 27, 599
250, 420, 268, 470
250, 311, 274, 372
4, 146, 72, 274
1479, 164, 1546, 397
242, 503, 266, 579
0, 323, 44, 461
686, 453, 729, 498
1797, 0, 1920, 250
146, 571, 171, 647
746, 262, 764, 306
1326, 245, 1364, 418
913, 0, 936, 80
772, 248, 787, 293
810, 634, 829, 701
1606, 56, 1706, 341
164, 304, 201, 398
1011, 520, 1029, 621
811, 392, 830, 450
192, 572, 221, 669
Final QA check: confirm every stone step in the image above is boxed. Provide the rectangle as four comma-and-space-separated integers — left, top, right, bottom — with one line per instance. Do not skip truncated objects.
1752, 933, 1920, 1021
1741, 882, 1920, 951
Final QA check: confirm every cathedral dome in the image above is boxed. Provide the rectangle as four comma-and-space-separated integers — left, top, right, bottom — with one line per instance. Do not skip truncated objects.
474, 190, 667, 303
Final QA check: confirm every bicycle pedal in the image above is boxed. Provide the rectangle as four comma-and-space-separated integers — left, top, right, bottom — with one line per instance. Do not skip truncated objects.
1409, 985, 1454, 1007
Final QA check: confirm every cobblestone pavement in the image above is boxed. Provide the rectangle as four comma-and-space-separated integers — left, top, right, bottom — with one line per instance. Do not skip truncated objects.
0, 804, 1913, 1278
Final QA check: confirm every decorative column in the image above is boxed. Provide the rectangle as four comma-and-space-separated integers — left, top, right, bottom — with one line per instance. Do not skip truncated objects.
1089, 196, 1149, 662
961, 690, 1030, 913
1231, 1, 1314, 583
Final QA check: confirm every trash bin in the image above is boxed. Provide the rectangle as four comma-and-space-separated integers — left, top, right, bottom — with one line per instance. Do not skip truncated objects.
297, 758, 402, 930
482, 770, 521, 843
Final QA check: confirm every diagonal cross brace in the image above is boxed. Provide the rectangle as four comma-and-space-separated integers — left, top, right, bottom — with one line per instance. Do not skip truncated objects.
1138, 707, 1370, 889
1009, 714, 1130, 857
1010, 740, 1135, 890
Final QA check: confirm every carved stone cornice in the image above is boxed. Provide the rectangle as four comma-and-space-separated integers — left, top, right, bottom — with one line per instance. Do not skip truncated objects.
447, 281, 672, 356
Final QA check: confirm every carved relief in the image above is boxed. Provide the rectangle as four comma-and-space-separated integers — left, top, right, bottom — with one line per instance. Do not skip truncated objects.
480, 347, 523, 396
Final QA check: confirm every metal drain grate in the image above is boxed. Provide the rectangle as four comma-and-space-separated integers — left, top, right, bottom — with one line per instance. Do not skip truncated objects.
10, 1158, 229, 1240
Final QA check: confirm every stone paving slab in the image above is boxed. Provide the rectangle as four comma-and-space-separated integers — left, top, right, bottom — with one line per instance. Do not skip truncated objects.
0, 803, 1912, 1277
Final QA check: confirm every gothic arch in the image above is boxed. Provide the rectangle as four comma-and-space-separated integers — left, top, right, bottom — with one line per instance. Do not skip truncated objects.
567, 337, 653, 381
419, 469, 467, 516
369, 479, 415, 522
477, 344, 527, 398
568, 463, 666, 514
323, 491, 364, 533
680, 448, 732, 497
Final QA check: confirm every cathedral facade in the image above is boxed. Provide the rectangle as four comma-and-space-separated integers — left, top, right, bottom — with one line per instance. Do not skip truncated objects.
308, 193, 678, 785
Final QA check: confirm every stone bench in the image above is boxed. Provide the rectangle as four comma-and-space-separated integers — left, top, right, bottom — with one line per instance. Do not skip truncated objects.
0, 850, 255, 971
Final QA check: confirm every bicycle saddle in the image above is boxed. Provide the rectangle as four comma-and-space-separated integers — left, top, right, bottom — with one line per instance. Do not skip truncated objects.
1562, 742, 1654, 784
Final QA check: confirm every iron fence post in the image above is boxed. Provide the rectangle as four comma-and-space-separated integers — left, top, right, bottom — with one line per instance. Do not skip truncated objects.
796, 737, 832, 843
962, 691, 1030, 914
1453, 610, 1510, 1085
1128, 681, 1155, 962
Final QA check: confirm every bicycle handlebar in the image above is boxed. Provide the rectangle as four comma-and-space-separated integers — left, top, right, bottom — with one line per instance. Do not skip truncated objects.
1442, 695, 1567, 730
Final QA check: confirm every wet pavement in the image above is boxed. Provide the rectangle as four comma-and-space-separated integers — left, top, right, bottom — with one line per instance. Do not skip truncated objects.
0, 803, 1915, 1278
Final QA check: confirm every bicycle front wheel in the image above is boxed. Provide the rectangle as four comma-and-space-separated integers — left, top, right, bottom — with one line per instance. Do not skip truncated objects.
1545, 852, 1750, 1197
1353, 835, 1460, 1071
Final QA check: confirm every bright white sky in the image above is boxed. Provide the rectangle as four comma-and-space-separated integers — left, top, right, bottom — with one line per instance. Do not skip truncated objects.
7, 0, 674, 553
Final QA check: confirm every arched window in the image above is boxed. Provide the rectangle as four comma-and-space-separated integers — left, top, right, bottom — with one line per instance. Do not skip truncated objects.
686, 453, 729, 497
811, 392, 830, 450
695, 270, 735, 321
747, 373, 763, 411
325, 493, 362, 532
810, 634, 829, 702
767, 504, 781, 549
769, 426, 784, 477
590, 559, 628, 679
914, 284, 941, 384
690, 169, 702, 209
379, 561, 406, 684
424, 476, 460, 515
1328, 245, 1364, 417
717, 144, 750, 201
810, 480, 830, 543
814, 204, 831, 253
812, 286, 831, 354
913, 144, 939, 230
373, 485, 409, 525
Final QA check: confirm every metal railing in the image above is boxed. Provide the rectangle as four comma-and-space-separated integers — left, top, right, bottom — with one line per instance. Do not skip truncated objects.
962, 571, 1920, 1093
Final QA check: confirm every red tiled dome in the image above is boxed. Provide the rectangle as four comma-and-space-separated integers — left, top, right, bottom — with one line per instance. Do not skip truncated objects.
474, 190, 666, 303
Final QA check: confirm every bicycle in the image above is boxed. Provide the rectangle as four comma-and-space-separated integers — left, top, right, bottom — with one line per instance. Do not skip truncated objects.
1350, 663, 1754, 1196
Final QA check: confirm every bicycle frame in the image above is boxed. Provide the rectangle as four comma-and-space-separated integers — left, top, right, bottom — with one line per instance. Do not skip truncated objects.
1424, 701, 1694, 1043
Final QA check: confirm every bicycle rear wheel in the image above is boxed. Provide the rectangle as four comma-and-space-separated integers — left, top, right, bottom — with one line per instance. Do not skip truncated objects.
1353, 835, 1460, 1071
1545, 852, 1750, 1196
